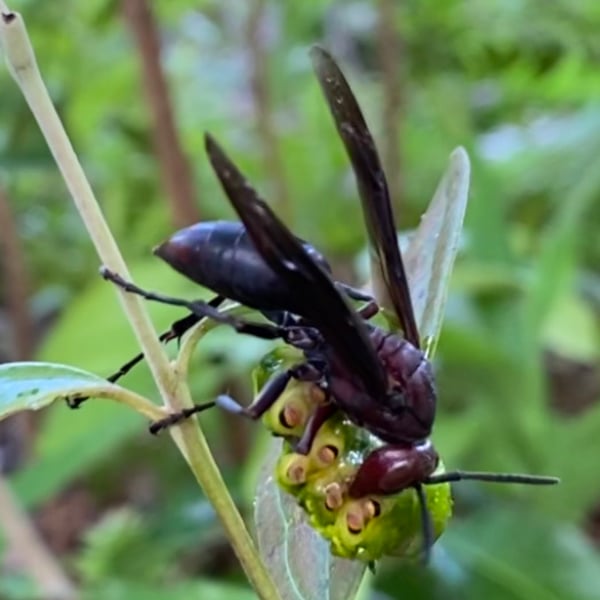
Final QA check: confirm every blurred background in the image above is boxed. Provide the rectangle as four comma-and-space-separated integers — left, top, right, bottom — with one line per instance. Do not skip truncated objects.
1, 0, 600, 598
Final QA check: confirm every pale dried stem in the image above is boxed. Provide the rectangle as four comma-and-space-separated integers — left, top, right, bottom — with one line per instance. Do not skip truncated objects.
0, 8, 279, 599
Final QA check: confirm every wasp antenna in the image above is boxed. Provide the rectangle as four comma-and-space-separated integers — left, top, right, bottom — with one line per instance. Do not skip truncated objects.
414, 483, 433, 566
425, 470, 560, 486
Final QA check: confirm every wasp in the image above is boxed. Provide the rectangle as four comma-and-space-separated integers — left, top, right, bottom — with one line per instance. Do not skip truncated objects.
102, 46, 558, 560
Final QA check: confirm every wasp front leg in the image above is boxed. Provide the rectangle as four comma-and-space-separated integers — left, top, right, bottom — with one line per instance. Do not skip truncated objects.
149, 361, 327, 434
213, 361, 327, 426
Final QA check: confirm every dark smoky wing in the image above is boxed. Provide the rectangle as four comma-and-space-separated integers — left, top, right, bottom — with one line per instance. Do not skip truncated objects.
311, 46, 420, 348
204, 133, 388, 399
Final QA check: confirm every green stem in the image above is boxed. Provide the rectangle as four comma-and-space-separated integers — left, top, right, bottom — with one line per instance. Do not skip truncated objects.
0, 8, 279, 599
71, 385, 167, 422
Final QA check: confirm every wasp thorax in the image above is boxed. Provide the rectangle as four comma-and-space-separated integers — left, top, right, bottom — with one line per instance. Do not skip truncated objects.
388, 388, 407, 411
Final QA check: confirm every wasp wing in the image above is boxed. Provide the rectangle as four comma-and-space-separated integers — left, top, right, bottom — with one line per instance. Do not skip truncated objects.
205, 134, 388, 400
311, 46, 420, 348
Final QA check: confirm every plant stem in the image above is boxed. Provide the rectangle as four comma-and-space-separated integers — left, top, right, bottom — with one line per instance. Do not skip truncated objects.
0, 8, 175, 399
0, 8, 280, 599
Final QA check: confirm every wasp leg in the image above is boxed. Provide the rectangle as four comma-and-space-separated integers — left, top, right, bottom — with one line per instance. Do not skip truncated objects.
414, 483, 433, 565
215, 370, 295, 419
148, 370, 285, 434
214, 361, 324, 419
337, 283, 372, 302
293, 401, 336, 455
101, 267, 289, 341
107, 297, 224, 384
336, 283, 379, 320
106, 312, 204, 383
67, 298, 224, 411
148, 362, 324, 434
147, 363, 292, 434
148, 401, 216, 434
357, 300, 379, 320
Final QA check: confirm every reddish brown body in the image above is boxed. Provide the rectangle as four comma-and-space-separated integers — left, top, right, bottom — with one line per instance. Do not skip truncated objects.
349, 439, 439, 498
325, 324, 436, 446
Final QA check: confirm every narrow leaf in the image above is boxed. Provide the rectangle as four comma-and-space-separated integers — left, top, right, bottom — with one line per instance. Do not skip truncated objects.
254, 442, 364, 600
405, 147, 470, 358
0, 362, 163, 422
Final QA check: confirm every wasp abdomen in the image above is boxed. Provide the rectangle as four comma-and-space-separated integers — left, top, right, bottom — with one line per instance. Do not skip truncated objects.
372, 328, 437, 440
154, 221, 331, 311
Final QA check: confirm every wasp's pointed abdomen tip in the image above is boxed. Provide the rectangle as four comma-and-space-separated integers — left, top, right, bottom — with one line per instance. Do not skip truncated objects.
153, 231, 191, 270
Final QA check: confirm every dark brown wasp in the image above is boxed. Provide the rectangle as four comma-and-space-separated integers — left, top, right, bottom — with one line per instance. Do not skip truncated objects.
101, 46, 558, 560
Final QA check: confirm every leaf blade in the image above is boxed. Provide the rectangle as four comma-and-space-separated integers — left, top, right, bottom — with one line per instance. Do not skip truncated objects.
405, 147, 471, 357
0, 361, 163, 422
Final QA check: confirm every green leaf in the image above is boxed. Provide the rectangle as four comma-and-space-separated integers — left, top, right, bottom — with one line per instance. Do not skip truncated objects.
81, 579, 256, 600
405, 147, 471, 358
441, 507, 600, 600
254, 442, 365, 600
12, 402, 140, 508
0, 362, 115, 420
0, 361, 164, 507
0, 361, 162, 423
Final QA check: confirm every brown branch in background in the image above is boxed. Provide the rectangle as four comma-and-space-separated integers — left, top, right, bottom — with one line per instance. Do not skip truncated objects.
246, 0, 291, 223
0, 186, 34, 359
0, 186, 36, 472
122, 0, 200, 228
376, 0, 403, 214
0, 477, 78, 600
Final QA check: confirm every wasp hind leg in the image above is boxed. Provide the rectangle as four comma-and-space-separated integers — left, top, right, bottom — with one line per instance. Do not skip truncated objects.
101, 267, 288, 341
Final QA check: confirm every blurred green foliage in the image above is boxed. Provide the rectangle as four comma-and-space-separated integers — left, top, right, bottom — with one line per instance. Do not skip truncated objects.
1, 0, 599, 599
